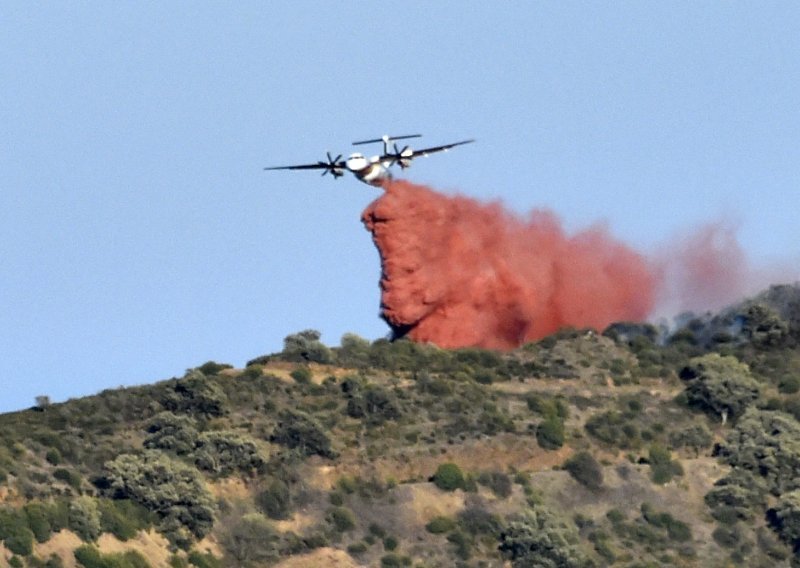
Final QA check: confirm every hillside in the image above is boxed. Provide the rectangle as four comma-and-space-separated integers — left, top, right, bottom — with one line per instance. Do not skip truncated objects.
1, 284, 800, 567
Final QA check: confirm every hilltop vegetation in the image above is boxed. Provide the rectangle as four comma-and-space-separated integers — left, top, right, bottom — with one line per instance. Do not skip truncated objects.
1, 284, 800, 567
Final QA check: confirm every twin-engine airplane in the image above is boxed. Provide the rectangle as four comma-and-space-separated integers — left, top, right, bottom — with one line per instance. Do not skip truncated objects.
264, 134, 474, 186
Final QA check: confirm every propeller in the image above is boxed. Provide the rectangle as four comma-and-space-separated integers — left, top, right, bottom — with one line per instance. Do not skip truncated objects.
388, 143, 414, 169
319, 151, 344, 178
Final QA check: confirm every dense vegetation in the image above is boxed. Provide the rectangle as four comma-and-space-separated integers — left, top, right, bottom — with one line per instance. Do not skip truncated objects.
0, 284, 799, 566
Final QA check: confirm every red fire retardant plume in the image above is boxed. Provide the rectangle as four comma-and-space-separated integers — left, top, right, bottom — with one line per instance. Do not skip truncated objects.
362, 180, 657, 350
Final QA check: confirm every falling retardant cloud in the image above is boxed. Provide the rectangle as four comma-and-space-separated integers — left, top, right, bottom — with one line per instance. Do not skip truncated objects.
362, 180, 656, 350
362, 180, 797, 350
651, 221, 749, 317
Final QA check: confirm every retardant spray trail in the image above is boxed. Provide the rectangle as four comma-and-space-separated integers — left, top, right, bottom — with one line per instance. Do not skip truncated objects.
362, 180, 657, 350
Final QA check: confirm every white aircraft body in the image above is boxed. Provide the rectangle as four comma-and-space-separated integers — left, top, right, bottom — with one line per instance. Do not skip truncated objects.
264, 134, 474, 186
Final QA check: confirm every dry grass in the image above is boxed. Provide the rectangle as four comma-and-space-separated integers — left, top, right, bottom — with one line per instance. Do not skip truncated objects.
29, 529, 175, 568
97, 530, 173, 567
33, 530, 83, 568
273, 547, 361, 568
404, 483, 466, 525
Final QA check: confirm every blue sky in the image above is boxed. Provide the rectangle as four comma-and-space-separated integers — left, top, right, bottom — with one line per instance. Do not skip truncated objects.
2, 3, 799, 412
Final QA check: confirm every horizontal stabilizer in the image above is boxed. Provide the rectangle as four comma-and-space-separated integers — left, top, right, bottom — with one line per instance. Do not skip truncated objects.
352, 134, 422, 146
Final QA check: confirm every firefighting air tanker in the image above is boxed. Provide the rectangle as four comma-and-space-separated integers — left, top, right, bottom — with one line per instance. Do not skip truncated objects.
264, 134, 474, 186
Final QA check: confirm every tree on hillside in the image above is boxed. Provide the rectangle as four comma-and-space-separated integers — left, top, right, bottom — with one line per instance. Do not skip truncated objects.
680, 353, 761, 424
769, 489, 800, 552
742, 303, 790, 348
143, 411, 199, 455
162, 371, 229, 418
193, 431, 267, 477
103, 451, 215, 548
336, 333, 372, 368
281, 329, 332, 364
717, 408, 800, 496
499, 507, 588, 568
270, 409, 337, 459
705, 469, 769, 521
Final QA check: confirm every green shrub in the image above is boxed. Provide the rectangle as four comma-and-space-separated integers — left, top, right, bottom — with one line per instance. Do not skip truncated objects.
591, 532, 616, 563
640, 503, 693, 542
256, 478, 292, 520
0, 510, 34, 556
270, 410, 337, 458
383, 535, 398, 550
606, 508, 626, 525
536, 416, 565, 450
778, 375, 800, 394
97, 499, 154, 541
347, 542, 368, 555
585, 411, 640, 449
426, 516, 457, 534
290, 366, 313, 384
525, 394, 568, 419
380, 553, 408, 567
327, 507, 356, 533
712, 524, 741, 548
193, 430, 267, 476
69, 496, 102, 542
431, 463, 465, 492
45, 448, 62, 465
474, 370, 496, 385
563, 451, 603, 490
447, 529, 472, 560
770, 489, 800, 550
53, 467, 82, 490
169, 556, 188, 568
218, 513, 278, 565
346, 386, 402, 425
74, 546, 150, 568
457, 502, 502, 537
477, 471, 513, 498
73, 545, 105, 568
197, 361, 232, 376
648, 444, 683, 485
668, 424, 712, 453
186, 551, 222, 568
24, 501, 53, 543
45, 499, 70, 532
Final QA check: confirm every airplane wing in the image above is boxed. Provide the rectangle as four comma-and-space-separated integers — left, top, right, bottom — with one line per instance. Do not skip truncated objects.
407, 139, 475, 158
264, 152, 347, 178
378, 139, 475, 164
263, 162, 344, 171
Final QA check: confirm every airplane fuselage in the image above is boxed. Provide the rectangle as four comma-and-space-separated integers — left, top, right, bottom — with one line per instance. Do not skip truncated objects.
345, 153, 392, 186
